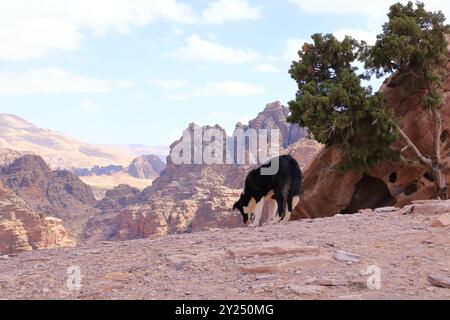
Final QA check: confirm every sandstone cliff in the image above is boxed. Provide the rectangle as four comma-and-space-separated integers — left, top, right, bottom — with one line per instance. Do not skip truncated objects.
293, 40, 450, 219
100, 102, 318, 241
0, 182, 74, 255
127, 155, 166, 179
0, 155, 99, 237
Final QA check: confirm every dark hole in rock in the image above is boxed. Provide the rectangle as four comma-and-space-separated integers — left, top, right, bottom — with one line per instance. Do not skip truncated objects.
341, 174, 396, 214
441, 130, 449, 143
404, 183, 418, 196
423, 171, 434, 182
389, 172, 397, 183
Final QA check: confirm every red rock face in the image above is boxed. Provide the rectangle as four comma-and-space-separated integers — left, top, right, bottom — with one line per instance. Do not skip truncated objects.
0, 155, 98, 238
127, 154, 166, 179
108, 103, 320, 241
0, 182, 74, 255
0, 102, 320, 245
293, 41, 450, 219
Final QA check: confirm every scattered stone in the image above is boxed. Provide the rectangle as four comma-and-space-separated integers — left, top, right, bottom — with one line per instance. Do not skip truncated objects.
289, 284, 324, 296
338, 294, 363, 300
77, 291, 101, 299
103, 272, 134, 282
0, 255, 9, 260
431, 214, 450, 228
411, 201, 450, 216
401, 205, 414, 215
252, 283, 272, 294
314, 279, 349, 287
240, 255, 331, 274
374, 207, 399, 213
334, 250, 361, 263
427, 275, 450, 289
358, 209, 373, 215
304, 277, 318, 285
255, 274, 277, 281
227, 242, 320, 259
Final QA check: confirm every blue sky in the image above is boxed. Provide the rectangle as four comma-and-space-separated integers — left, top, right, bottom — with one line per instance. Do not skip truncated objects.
1, 0, 449, 146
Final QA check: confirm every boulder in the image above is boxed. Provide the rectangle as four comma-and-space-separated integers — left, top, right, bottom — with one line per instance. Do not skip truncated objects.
293, 41, 450, 219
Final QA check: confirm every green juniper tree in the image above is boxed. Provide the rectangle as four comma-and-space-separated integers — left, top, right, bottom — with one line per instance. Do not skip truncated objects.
288, 1, 450, 200
364, 1, 450, 199
287, 33, 399, 171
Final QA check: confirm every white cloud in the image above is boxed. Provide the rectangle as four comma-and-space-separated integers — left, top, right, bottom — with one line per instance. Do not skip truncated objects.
148, 79, 188, 91
0, 67, 112, 94
289, 1, 450, 45
81, 100, 102, 111
171, 26, 185, 36
172, 81, 264, 100
202, 0, 262, 24
283, 38, 305, 62
253, 63, 279, 73
0, 0, 196, 61
333, 28, 379, 44
116, 80, 136, 88
288, 0, 388, 17
170, 35, 261, 64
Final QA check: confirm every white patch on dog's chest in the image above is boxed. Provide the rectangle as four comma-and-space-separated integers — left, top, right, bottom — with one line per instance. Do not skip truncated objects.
243, 197, 256, 214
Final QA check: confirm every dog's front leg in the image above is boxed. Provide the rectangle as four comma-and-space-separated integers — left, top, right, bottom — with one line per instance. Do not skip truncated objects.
248, 199, 264, 227
265, 198, 278, 225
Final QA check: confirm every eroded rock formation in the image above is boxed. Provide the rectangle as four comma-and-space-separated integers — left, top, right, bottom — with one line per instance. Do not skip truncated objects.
0, 155, 98, 237
106, 103, 319, 241
293, 41, 450, 219
0, 182, 74, 255
127, 155, 166, 179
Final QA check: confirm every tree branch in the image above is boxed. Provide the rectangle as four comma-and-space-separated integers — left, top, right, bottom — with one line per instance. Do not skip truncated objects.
433, 107, 442, 165
396, 125, 433, 167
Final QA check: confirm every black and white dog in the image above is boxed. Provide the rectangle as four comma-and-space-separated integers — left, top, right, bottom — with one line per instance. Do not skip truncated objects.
233, 155, 302, 227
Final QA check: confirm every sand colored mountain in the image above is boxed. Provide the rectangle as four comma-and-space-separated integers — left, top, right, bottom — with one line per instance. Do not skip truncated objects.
0, 113, 135, 170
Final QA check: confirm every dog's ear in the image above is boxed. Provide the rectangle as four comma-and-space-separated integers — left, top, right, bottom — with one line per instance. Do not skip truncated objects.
232, 202, 239, 212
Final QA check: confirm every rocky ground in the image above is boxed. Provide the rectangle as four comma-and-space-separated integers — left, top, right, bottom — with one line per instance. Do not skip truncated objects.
1, 201, 449, 300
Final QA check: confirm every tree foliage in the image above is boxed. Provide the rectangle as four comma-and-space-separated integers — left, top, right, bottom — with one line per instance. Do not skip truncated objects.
363, 1, 450, 110
288, 34, 399, 170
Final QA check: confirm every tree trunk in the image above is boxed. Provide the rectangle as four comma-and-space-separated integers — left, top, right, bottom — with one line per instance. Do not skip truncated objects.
432, 107, 448, 200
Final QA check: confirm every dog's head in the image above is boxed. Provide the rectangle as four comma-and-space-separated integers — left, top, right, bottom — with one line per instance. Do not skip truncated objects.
233, 193, 256, 224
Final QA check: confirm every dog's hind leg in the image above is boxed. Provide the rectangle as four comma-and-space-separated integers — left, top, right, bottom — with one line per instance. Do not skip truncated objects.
282, 195, 300, 223
248, 199, 264, 227
273, 192, 286, 224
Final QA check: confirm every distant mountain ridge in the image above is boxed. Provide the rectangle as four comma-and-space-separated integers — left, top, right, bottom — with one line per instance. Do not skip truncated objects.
0, 113, 167, 170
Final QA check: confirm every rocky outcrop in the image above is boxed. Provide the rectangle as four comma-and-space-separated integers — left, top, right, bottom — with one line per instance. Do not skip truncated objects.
111, 124, 242, 240
73, 165, 124, 177
0, 155, 98, 237
2, 200, 450, 300
242, 101, 307, 148
96, 184, 141, 211
293, 41, 450, 219
107, 103, 317, 241
127, 155, 166, 179
0, 149, 31, 166
0, 182, 74, 255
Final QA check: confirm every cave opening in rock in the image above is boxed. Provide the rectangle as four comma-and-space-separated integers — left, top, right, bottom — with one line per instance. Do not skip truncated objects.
389, 172, 397, 183
423, 171, 435, 182
341, 174, 396, 214
404, 183, 418, 196
441, 130, 449, 143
